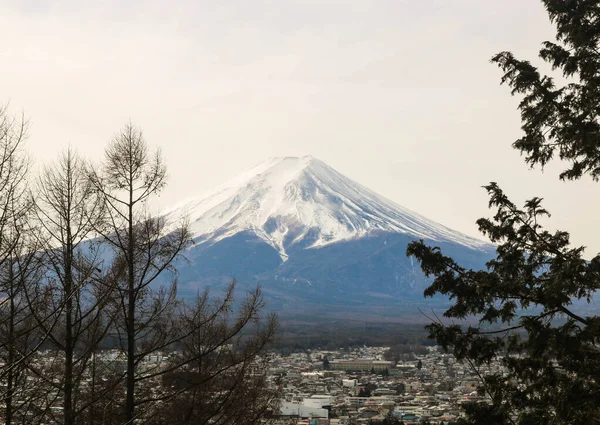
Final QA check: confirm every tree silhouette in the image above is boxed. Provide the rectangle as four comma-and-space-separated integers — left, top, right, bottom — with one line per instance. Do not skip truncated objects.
407, 1, 600, 423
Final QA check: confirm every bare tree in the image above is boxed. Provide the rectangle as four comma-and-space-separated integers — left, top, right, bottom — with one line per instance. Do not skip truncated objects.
0, 113, 279, 424
0, 105, 28, 247
0, 217, 49, 425
0, 105, 50, 425
147, 282, 279, 425
32, 148, 113, 425
88, 123, 190, 424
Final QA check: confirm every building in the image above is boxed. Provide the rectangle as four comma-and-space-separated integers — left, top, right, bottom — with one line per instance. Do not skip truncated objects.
329, 359, 393, 372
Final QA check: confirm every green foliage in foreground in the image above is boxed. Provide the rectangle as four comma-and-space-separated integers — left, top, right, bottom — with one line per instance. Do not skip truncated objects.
408, 1, 600, 424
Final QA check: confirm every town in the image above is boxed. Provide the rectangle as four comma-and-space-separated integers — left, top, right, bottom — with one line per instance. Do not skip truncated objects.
266, 345, 499, 424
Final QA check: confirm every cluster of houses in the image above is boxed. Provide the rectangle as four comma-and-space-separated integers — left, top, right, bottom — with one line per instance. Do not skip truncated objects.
265, 345, 502, 424
0, 344, 502, 424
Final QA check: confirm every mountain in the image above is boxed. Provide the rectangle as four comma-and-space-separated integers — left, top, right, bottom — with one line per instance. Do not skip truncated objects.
163, 156, 495, 321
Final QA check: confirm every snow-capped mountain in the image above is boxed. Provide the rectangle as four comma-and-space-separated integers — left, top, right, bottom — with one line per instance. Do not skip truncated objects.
164, 156, 488, 261
163, 156, 495, 319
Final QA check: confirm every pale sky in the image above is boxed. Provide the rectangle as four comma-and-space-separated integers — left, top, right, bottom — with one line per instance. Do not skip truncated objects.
1, 0, 598, 255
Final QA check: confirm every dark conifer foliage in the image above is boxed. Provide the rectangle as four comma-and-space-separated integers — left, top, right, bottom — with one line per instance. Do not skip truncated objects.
492, 0, 600, 181
407, 1, 600, 424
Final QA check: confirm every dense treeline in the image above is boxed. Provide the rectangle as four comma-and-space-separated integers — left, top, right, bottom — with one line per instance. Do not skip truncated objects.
0, 108, 278, 425
271, 322, 434, 353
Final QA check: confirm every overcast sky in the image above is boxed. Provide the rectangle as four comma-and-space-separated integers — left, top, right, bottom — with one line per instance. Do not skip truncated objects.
1, 0, 598, 255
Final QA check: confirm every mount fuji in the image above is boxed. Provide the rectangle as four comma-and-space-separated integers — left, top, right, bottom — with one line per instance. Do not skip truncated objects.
163, 156, 495, 320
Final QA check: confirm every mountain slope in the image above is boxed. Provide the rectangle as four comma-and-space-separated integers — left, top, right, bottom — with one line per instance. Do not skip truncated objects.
164, 156, 489, 261
162, 156, 495, 319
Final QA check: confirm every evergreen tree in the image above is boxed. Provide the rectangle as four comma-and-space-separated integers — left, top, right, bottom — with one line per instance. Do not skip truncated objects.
358, 387, 371, 398
407, 1, 600, 424
394, 383, 405, 395
416, 359, 422, 370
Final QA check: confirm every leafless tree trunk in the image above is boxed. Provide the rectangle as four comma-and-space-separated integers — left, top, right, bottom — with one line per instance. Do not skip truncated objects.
89, 123, 190, 424
0, 236, 47, 425
33, 148, 113, 425
0, 105, 49, 425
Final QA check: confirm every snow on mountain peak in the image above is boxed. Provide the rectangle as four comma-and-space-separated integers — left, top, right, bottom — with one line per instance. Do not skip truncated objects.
163, 156, 489, 260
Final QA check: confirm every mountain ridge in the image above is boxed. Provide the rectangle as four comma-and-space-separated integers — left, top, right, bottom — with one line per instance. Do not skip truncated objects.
157, 156, 495, 318
163, 156, 491, 262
